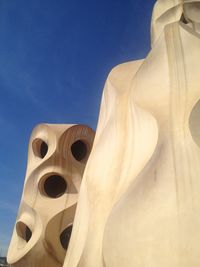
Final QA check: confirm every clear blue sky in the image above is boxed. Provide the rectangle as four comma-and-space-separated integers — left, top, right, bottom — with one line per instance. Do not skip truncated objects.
0, 0, 155, 256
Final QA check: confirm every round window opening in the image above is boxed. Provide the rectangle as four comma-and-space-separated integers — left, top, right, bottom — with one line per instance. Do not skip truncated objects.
32, 138, 48, 159
60, 225, 73, 250
43, 175, 67, 198
71, 140, 87, 161
16, 221, 32, 243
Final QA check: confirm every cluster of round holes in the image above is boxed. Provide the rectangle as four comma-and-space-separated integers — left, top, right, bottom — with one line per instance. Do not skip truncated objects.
60, 225, 73, 250
43, 175, 67, 198
32, 138, 48, 159
16, 221, 32, 243
71, 140, 87, 161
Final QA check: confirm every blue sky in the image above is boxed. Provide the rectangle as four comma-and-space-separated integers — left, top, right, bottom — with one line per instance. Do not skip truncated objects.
0, 0, 155, 255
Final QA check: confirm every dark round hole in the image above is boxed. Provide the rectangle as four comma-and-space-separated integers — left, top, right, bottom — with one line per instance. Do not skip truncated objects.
16, 222, 32, 243
40, 141, 48, 158
25, 226, 32, 242
43, 175, 67, 198
60, 225, 73, 250
71, 140, 87, 161
32, 138, 48, 158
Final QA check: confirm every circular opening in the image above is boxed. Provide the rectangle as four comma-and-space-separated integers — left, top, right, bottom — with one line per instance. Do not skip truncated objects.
16, 222, 32, 243
60, 225, 73, 250
43, 175, 67, 198
40, 141, 48, 158
32, 138, 48, 159
71, 140, 87, 161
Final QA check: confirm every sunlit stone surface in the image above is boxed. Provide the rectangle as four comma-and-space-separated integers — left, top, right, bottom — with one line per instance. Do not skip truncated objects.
63, 1, 200, 266
7, 124, 94, 267
8, 0, 200, 266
